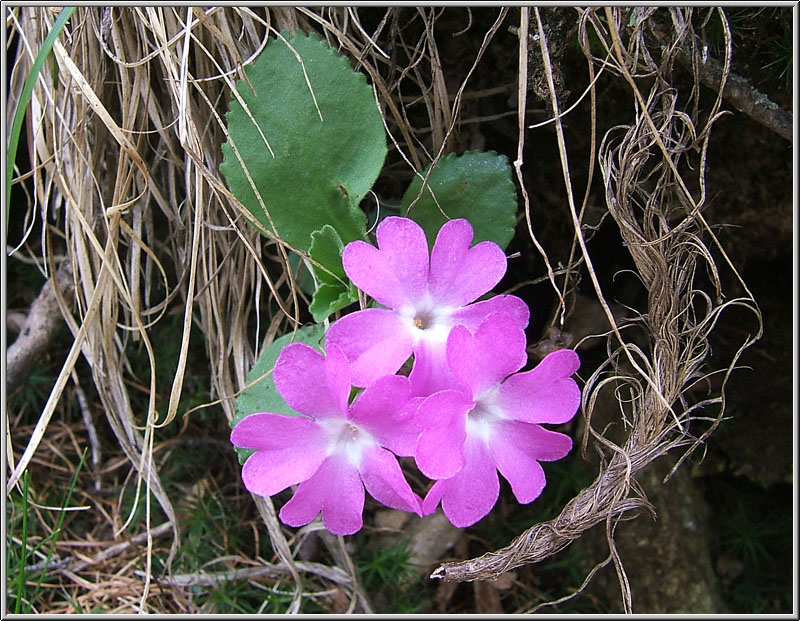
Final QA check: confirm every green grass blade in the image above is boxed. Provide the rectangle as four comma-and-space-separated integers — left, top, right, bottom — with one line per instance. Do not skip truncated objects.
13, 471, 31, 614
25, 447, 88, 612
6, 6, 76, 222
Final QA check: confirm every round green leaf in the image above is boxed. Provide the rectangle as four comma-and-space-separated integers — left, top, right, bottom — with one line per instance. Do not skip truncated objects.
401, 151, 518, 250
220, 32, 387, 250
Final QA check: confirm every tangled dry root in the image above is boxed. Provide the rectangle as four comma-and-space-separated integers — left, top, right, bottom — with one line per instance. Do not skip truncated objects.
431, 8, 762, 612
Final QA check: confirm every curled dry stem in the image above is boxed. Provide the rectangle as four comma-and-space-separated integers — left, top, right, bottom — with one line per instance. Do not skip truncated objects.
431, 8, 762, 604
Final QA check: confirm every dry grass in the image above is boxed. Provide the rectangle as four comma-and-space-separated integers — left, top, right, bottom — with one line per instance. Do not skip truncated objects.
5, 6, 764, 613
433, 9, 762, 609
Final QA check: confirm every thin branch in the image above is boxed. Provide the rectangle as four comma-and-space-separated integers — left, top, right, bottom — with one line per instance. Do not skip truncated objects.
23, 521, 174, 575
136, 559, 352, 588
6, 260, 74, 396
650, 20, 792, 141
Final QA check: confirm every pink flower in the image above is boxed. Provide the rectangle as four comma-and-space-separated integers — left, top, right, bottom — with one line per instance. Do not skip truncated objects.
325, 217, 529, 393
413, 312, 580, 527
230, 342, 422, 536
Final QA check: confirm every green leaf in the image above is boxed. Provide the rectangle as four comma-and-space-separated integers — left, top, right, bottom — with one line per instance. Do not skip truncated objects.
307, 225, 359, 321
231, 324, 326, 463
309, 281, 358, 323
220, 32, 387, 250
308, 224, 347, 285
401, 151, 518, 250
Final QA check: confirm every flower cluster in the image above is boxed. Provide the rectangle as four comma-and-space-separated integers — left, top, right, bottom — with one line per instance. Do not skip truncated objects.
231, 217, 580, 535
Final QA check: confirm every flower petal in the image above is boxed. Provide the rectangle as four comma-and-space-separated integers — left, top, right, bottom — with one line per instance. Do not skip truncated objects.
436, 435, 500, 527
342, 217, 429, 309
279, 454, 365, 535
350, 375, 419, 456
449, 294, 530, 332
240, 444, 327, 497
408, 337, 455, 397
273, 343, 350, 419
359, 444, 422, 515
421, 479, 447, 516
230, 412, 323, 450
498, 349, 581, 424
232, 414, 328, 498
446, 313, 527, 397
325, 308, 414, 388
488, 419, 573, 504
428, 219, 507, 307
414, 389, 472, 480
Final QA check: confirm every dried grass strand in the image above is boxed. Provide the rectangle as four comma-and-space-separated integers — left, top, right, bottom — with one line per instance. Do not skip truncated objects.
432, 9, 762, 598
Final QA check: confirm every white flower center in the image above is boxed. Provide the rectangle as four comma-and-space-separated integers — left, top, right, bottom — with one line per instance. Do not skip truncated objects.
399, 292, 453, 345
465, 387, 505, 441
320, 418, 375, 466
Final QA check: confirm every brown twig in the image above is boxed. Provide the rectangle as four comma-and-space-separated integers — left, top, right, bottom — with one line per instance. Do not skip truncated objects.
24, 521, 174, 575
136, 559, 352, 588
689, 54, 791, 141
650, 18, 792, 141
6, 260, 74, 396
